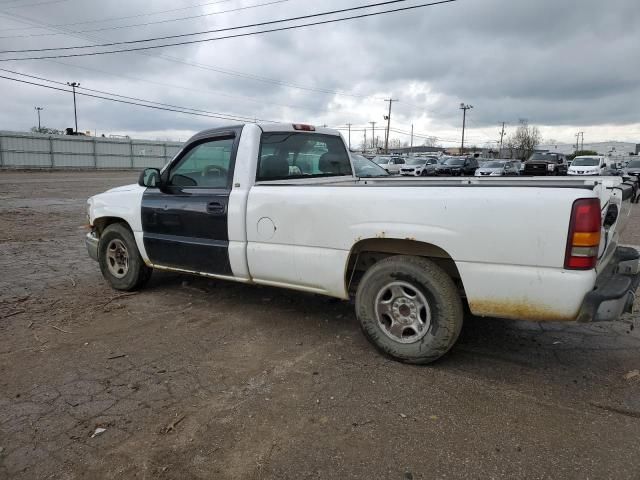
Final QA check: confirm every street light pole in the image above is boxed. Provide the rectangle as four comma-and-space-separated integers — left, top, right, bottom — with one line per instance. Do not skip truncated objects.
67, 81, 80, 133
460, 103, 473, 154
34, 106, 43, 132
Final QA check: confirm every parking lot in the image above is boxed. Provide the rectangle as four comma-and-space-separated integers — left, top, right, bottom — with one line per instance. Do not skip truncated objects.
1, 170, 640, 479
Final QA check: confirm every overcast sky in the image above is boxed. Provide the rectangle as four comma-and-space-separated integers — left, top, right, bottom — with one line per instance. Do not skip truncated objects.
0, 0, 638, 146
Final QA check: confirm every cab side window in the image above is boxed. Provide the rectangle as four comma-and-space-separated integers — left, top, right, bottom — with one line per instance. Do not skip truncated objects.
169, 138, 235, 189
258, 133, 352, 181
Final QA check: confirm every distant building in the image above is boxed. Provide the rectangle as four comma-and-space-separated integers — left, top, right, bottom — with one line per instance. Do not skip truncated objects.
536, 141, 639, 156
390, 145, 446, 155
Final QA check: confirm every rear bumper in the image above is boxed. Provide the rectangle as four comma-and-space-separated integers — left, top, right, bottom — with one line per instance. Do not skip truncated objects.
85, 231, 99, 262
576, 246, 640, 322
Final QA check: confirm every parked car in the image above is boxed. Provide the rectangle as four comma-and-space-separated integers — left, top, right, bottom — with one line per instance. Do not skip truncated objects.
568, 156, 607, 176
85, 122, 639, 364
373, 155, 405, 174
351, 154, 390, 177
434, 156, 479, 176
400, 157, 439, 176
524, 152, 569, 176
623, 159, 640, 178
474, 160, 519, 176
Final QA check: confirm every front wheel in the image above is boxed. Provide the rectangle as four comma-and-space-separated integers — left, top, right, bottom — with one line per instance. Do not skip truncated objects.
98, 223, 152, 291
355, 255, 463, 364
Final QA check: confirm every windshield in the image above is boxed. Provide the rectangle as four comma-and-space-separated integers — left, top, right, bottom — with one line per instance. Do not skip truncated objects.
351, 155, 389, 177
405, 158, 427, 165
483, 161, 504, 168
626, 160, 640, 168
529, 153, 559, 162
444, 158, 465, 166
572, 158, 600, 167
374, 156, 390, 165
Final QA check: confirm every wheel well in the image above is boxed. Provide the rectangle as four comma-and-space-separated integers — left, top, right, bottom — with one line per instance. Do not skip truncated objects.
93, 216, 131, 237
345, 238, 463, 297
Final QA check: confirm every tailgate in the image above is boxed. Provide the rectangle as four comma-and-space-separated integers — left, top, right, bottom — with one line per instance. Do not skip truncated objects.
594, 178, 635, 271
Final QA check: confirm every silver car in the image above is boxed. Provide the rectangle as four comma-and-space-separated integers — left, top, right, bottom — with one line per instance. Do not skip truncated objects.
373, 155, 405, 174
400, 157, 439, 176
474, 160, 519, 177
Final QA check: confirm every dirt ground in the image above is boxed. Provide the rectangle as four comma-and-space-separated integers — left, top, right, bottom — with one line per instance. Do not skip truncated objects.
1, 170, 639, 480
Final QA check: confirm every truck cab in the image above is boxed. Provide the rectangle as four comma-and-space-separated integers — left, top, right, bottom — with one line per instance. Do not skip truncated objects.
524, 152, 569, 176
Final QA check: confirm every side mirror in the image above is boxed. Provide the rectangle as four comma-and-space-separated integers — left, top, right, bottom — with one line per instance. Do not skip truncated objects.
138, 167, 161, 188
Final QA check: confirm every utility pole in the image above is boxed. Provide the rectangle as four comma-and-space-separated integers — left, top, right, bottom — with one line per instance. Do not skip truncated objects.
363, 129, 367, 154
346, 123, 352, 150
460, 103, 473, 155
34, 106, 43, 132
369, 121, 376, 150
67, 81, 80, 133
383, 98, 398, 154
498, 121, 506, 156
410, 124, 414, 155
579, 131, 584, 151
575, 132, 581, 152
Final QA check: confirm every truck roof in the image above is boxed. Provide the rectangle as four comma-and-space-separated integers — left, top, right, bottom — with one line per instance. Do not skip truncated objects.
257, 122, 341, 136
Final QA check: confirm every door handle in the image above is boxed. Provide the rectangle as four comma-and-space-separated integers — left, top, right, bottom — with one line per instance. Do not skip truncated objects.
207, 201, 226, 214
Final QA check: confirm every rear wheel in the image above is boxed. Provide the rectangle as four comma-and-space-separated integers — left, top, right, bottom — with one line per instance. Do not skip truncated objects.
98, 223, 152, 291
355, 255, 463, 364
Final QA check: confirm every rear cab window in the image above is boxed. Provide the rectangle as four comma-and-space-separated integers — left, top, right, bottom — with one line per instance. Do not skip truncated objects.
257, 132, 352, 181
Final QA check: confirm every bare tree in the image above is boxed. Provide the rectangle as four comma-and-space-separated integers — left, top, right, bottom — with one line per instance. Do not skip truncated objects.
423, 136, 440, 147
506, 121, 541, 160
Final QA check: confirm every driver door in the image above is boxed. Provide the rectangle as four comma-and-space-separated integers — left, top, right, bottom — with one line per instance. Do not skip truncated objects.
141, 131, 239, 275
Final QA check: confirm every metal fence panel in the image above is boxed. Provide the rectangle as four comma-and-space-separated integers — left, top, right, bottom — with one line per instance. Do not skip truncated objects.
0, 130, 183, 169
4, 151, 51, 167
4, 135, 50, 153
96, 140, 131, 156
53, 153, 94, 167
96, 155, 131, 169
53, 139, 94, 154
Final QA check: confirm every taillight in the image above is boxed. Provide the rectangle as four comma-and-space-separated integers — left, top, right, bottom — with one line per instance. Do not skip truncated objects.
564, 198, 601, 270
292, 124, 315, 131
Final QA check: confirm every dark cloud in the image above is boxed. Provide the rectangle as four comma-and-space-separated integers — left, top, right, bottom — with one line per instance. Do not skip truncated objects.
0, 0, 638, 143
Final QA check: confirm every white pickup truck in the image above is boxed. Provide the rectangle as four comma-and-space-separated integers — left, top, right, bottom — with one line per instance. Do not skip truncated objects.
85, 123, 640, 364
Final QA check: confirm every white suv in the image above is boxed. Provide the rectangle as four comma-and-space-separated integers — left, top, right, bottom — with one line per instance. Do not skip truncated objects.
568, 156, 606, 176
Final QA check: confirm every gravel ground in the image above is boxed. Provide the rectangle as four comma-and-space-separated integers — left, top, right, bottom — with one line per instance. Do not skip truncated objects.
1, 170, 639, 480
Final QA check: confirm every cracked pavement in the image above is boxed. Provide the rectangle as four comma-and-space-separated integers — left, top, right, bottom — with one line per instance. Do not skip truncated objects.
0, 170, 639, 479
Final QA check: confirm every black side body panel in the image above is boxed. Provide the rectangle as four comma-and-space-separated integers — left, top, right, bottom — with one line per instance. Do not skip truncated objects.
142, 192, 231, 274
141, 125, 243, 276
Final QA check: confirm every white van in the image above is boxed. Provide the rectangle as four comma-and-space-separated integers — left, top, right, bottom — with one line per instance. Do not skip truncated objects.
568, 156, 606, 176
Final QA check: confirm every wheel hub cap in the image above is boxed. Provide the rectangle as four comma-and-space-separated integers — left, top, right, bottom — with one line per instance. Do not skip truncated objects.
374, 281, 431, 344
106, 239, 129, 279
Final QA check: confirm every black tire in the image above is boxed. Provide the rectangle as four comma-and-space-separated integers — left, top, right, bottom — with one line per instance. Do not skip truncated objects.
98, 223, 152, 291
355, 255, 463, 364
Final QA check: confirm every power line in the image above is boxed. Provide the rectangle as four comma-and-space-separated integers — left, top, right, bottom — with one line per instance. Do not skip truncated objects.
0, 67, 280, 120
0, 0, 72, 9
0, 73, 274, 123
0, 0, 450, 53
0, 0, 457, 60
0, 9, 383, 100
0, 0, 234, 32
0, 0, 293, 39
